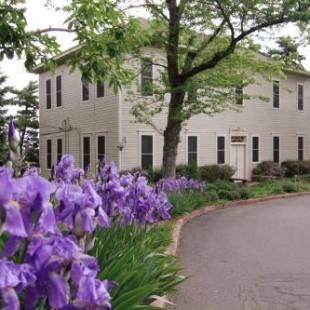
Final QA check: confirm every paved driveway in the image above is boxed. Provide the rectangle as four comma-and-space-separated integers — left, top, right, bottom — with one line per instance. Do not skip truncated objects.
171, 195, 310, 310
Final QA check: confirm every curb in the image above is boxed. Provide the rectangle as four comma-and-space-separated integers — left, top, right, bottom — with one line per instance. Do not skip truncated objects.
151, 190, 310, 308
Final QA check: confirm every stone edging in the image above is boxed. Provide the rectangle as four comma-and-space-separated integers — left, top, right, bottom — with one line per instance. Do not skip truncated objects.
151, 190, 310, 308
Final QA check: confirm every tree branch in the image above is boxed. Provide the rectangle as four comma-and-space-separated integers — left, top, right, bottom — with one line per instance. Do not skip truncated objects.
32, 27, 76, 35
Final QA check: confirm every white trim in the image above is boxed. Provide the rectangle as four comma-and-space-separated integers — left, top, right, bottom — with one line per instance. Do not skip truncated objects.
138, 132, 155, 169
297, 83, 304, 112
186, 134, 200, 166
251, 135, 261, 164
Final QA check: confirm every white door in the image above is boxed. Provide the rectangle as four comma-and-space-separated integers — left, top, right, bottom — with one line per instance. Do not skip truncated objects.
230, 144, 246, 179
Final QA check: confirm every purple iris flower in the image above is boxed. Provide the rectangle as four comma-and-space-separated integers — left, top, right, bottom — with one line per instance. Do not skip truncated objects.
8, 118, 20, 152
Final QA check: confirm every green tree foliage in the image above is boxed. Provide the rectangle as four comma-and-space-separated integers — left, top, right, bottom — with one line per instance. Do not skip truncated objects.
268, 36, 306, 70
0, 72, 9, 163
123, 0, 310, 176
9, 81, 39, 164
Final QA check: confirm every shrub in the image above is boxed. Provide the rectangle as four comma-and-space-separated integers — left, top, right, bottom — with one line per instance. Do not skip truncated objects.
205, 190, 219, 202
252, 161, 284, 178
199, 164, 236, 182
146, 168, 164, 183
281, 160, 310, 177
239, 187, 251, 200
217, 189, 241, 201
176, 164, 199, 179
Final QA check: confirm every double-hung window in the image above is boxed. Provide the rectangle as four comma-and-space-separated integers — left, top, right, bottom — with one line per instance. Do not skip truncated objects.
57, 138, 63, 163
83, 137, 91, 171
273, 80, 280, 108
298, 84, 304, 111
141, 58, 153, 96
47, 139, 52, 169
82, 80, 90, 101
141, 135, 153, 170
97, 81, 105, 98
97, 136, 105, 161
252, 136, 260, 163
217, 136, 225, 164
273, 136, 280, 163
298, 136, 304, 161
187, 136, 198, 166
56, 75, 62, 107
46, 79, 51, 109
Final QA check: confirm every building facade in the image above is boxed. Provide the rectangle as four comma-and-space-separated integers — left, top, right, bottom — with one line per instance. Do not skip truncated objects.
36, 47, 310, 180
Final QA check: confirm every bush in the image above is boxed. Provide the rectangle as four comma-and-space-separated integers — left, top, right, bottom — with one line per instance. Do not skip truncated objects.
205, 190, 219, 202
146, 168, 164, 183
91, 224, 184, 309
252, 161, 284, 178
217, 189, 241, 201
176, 164, 199, 179
199, 164, 236, 182
281, 160, 310, 177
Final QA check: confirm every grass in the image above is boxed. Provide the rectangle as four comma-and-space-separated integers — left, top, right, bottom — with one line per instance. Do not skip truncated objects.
168, 178, 310, 217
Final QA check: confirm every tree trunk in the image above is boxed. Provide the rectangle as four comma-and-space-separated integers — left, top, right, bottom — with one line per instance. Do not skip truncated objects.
162, 91, 185, 177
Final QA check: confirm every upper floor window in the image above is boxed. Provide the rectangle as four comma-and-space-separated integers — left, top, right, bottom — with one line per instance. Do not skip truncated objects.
47, 139, 52, 169
188, 136, 198, 166
141, 58, 153, 96
83, 136, 90, 171
82, 81, 90, 101
97, 81, 105, 98
217, 136, 225, 164
298, 84, 304, 111
235, 85, 243, 105
298, 136, 304, 161
252, 136, 260, 163
141, 135, 153, 170
97, 136, 105, 161
56, 75, 62, 107
273, 80, 280, 108
46, 79, 51, 109
57, 138, 63, 163
273, 136, 280, 163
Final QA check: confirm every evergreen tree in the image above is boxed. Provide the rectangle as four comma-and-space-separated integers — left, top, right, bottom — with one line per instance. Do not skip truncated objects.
268, 36, 305, 70
10, 81, 39, 164
0, 72, 9, 162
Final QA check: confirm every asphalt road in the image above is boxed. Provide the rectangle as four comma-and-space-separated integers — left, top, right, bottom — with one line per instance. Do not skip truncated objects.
170, 195, 310, 310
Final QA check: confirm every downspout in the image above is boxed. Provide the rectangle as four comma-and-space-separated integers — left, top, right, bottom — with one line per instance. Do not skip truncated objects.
118, 89, 122, 170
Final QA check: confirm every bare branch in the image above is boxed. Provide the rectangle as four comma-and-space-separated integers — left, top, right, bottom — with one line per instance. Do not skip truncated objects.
32, 27, 76, 35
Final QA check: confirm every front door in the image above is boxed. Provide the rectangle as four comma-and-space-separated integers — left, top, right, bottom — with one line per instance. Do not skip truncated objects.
230, 143, 246, 179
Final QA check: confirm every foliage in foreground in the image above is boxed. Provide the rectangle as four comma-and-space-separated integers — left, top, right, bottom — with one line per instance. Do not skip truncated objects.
91, 224, 184, 309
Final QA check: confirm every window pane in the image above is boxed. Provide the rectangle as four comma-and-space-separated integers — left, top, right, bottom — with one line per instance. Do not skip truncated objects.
273, 81, 279, 108
47, 139, 52, 169
188, 136, 197, 153
188, 153, 197, 166
298, 137, 304, 161
217, 136, 225, 164
83, 137, 90, 170
252, 150, 259, 163
97, 136, 105, 161
217, 136, 225, 150
298, 150, 304, 161
142, 135, 153, 153
217, 151, 225, 164
141, 155, 153, 170
252, 137, 259, 162
141, 58, 153, 96
252, 137, 259, 150
97, 81, 105, 98
46, 79, 51, 109
57, 139, 62, 163
298, 85, 304, 110
56, 76, 62, 107
235, 86, 243, 105
273, 136, 280, 162
82, 81, 89, 101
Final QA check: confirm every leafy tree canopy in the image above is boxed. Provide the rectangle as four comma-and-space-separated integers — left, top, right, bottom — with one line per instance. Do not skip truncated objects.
268, 36, 306, 71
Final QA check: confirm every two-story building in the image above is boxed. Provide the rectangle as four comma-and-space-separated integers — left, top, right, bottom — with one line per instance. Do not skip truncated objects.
34, 46, 310, 180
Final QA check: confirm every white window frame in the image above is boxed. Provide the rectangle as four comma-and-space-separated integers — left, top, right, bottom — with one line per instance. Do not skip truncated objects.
297, 83, 304, 112
251, 135, 260, 163
186, 134, 199, 166
138, 132, 155, 169
216, 135, 226, 165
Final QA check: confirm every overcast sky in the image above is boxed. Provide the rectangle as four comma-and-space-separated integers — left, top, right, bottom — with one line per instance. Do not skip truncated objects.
2, 0, 310, 91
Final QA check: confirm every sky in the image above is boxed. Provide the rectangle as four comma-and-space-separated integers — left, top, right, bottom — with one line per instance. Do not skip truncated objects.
2, 0, 310, 91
